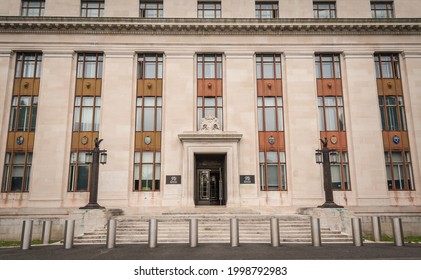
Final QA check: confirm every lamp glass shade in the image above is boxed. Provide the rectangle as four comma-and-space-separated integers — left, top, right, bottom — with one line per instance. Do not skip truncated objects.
329, 151, 339, 164
315, 151, 323, 164
85, 152, 93, 164
100, 152, 107, 164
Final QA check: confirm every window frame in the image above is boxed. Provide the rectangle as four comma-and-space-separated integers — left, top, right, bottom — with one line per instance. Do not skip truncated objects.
21, 0, 45, 17
313, 1, 336, 19
140, 0, 163, 18
137, 53, 163, 80
255, 1, 279, 19
385, 151, 414, 191
259, 151, 287, 191
68, 152, 91, 192
374, 53, 400, 79
81, 0, 105, 17
134, 151, 161, 191
77, 53, 103, 79
2, 152, 32, 193
197, 1, 221, 18
371, 1, 394, 18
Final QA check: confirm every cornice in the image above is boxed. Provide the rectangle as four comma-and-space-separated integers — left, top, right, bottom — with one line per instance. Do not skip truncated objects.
0, 17, 420, 36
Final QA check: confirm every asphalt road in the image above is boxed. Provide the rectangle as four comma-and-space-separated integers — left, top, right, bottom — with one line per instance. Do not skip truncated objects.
1, 242, 421, 260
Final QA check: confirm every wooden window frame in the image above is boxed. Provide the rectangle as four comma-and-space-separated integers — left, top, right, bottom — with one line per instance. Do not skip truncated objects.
134, 151, 161, 191
9, 96, 38, 132
317, 96, 345, 132
385, 151, 414, 191
255, 1, 279, 19
2, 152, 32, 193
81, 0, 105, 17
73, 96, 101, 132
21, 0, 45, 17
197, 53, 223, 130
137, 54, 163, 80
197, 1, 221, 18
259, 151, 287, 191
374, 53, 400, 79
313, 2, 336, 19
16, 52, 42, 79
371, 1, 394, 18
136, 97, 162, 132
68, 152, 91, 192
315, 53, 341, 79
140, 1, 163, 18
77, 53, 103, 79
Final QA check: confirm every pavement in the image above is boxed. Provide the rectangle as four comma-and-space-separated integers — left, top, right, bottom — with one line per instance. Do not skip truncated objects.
1, 242, 421, 260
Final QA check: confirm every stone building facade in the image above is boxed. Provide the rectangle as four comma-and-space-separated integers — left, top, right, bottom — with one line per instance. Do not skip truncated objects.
0, 0, 420, 216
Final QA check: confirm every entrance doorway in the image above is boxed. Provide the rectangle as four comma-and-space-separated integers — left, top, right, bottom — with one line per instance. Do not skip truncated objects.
195, 154, 226, 205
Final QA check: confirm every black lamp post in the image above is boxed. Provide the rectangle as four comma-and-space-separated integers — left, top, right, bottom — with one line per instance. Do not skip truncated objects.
80, 138, 107, 209
315, 137, 343, 208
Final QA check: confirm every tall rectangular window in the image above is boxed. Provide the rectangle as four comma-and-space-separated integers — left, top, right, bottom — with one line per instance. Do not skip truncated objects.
81, 0, 104, 17
313, 2, 336, 18
371, 1, 394, 18
140, 1, 163, 18
2, 152, 32, 192
69, 53, 103, 192
21, 0, 45, 16
198, 1, 221, 18
255, 1, 279, 18
134, 54, 163, 192
2, 52, 42, 193
256, 54, 286, 191
375, 53, 414, 191
197, 54, 223, 130
315, 53, 350, 191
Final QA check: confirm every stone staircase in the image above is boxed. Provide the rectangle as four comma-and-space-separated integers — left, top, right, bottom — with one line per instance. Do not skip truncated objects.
74, 214, 353, 245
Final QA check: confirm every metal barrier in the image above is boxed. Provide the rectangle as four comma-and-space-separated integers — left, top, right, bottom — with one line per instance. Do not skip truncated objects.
21, 220, 33, 250
42, 220, 52, 245
64, 220, 75, 249
189, 218, 198, 247
270, 218, 280, 247
392, 218, 404, 246
148, 219, 158, 248
352, 218, 363, 246
371, 216, 382, 242
106, 219, 117, 249
230, 218, 239, 247
310, 217, 321, 247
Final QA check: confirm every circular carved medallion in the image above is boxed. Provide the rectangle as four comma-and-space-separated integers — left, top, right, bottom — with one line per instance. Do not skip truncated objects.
330, 136, 338, 144
268, 136, 275, 145
144, 136, 152, 145
393, 135, 400, 144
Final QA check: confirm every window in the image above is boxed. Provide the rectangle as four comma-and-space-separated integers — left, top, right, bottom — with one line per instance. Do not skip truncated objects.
371, 1, 394, 18
315, 54, 341, 79
9, 96, 38, 132
197, 54, 223, 130
81, 0, 104, 17
138, 54, 163, 79
256, 54, 281, 79
21, 0, 45, 16
73, 97, 101, 132
15, 52, 42, 78
136, 97, 162, 132
255, 1, 278, 18
198, 1, 221, 18
318, 97, 345, 131
69, 53, 103, 192
331, 152, 350, 190
257, 97, 283, 132
259, 152, 286, 191
313, 2, 336, 18
378, 96, 406, 131
68, 152, 90, 192
2, 152, 32, 192
385, 152, 414, 191
140, 1, 163, 18
134, 152, 161, 191
374, 53, 400, 79
197, 54, 222, 79
135, 54, 163, 192
77, 53, 103, 79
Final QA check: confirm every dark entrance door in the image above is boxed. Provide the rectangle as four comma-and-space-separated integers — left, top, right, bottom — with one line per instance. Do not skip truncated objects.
195, 154, 226, 205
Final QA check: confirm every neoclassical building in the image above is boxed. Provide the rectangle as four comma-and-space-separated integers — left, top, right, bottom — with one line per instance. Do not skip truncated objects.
0, 0, 420, 219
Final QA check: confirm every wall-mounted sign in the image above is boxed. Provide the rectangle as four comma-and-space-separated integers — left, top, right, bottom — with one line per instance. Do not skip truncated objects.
240, 175, 255, 184
166, 175, 181, 184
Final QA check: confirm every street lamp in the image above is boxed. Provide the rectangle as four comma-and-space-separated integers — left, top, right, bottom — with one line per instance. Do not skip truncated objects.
315, 137, 343, 208
80, 138, 107, 209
